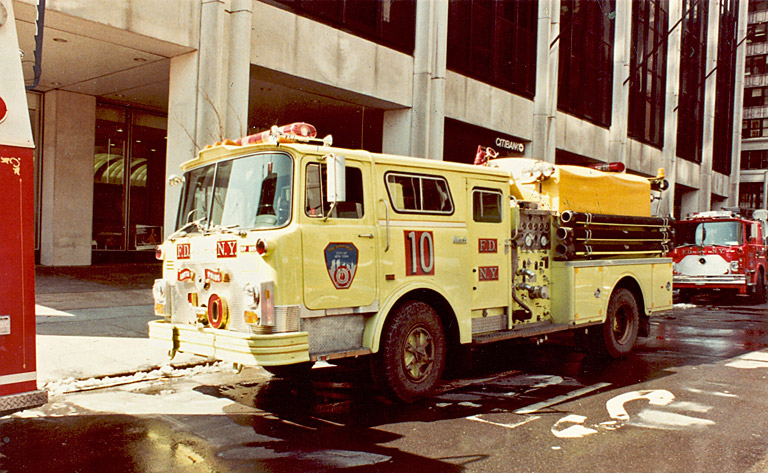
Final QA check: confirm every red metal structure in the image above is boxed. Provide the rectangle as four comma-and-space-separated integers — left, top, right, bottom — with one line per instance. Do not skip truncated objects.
0, 0, 47, 413
673, 210, 768, 303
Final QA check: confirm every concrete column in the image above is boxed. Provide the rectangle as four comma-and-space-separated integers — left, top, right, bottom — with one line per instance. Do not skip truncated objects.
763, 173, 768, 209
391, 0, 448, 160
382, 109, 413, 157
40, 90, 96, 266
197, 0, 227, 145
165, 52, 199, 237
727, 1, 749, 208
697, 0, 721, 212
164, 0, 251, 237
662, 0, 683, 217
680, 188, 698, 218
225, 0, 253, 138
532, 0, 560, 163
608, 0, 632, 166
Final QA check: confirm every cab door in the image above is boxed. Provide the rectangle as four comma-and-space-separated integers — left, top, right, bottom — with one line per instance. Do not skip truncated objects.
466, 181, 510, 318
301, 156, 377, 310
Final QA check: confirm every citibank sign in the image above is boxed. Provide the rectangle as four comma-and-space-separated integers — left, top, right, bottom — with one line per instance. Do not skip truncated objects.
495, 137, 525, 153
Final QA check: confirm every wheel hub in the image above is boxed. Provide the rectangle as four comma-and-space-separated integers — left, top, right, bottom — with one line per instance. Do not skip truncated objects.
403, 326, 434, 382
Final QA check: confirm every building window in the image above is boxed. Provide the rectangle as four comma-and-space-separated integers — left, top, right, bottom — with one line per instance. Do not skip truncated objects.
712, 0, 740, 175
92, 105, 166, 258
746, 55, 768, 75
748, 22, 768, 42
739, 182, 765, 209
742, 150, 768, 169
677, 0, 708, 163
628, 0, 668, 148
743, 118, 768, 138
750, 0, 768, 13
744, 86, 768, 107
266, 0, 416, 54
558, 0, 616, 127
447, 0, 538, 98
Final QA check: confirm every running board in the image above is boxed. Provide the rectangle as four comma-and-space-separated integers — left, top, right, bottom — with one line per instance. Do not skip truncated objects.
471, 320, 601, 345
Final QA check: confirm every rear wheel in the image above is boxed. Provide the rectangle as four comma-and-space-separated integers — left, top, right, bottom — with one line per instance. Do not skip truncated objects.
597, 288, 639, 358
371, 301, 446, 402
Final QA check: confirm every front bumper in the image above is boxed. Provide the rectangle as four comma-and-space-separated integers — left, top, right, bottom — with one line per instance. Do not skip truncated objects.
148, 320, 309, 366
674, 274, 748, 291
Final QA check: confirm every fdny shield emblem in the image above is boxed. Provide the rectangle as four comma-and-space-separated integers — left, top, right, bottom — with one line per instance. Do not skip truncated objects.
324, 243, 358, 289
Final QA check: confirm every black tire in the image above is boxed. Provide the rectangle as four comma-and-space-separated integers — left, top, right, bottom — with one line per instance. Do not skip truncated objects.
676, 289, 693, 304
262, 361, 313, 379
751, 269, 767, 304
371, 301, 446, 403
598, 288, 639, 359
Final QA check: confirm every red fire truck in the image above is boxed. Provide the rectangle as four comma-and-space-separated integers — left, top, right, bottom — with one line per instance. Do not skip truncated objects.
0, 0, 47, 413
672, 210, 768, 303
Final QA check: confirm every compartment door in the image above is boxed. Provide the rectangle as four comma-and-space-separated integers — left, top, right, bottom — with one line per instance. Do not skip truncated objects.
466, 182, 510, 312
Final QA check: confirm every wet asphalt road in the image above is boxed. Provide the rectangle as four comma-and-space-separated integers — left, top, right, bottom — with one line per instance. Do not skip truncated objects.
2, 294, 768, 473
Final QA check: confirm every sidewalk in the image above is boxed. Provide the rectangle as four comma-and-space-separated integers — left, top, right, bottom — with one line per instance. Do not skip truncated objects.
34, 263, 206, 385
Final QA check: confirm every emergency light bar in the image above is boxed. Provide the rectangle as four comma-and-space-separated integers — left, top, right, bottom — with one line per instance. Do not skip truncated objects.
237, 122, 317, 146
203, 122, 332, 150
589, 162, 625, 172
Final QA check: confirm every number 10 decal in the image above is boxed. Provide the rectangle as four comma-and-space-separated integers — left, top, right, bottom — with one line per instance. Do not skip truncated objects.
405, 230, 435, 276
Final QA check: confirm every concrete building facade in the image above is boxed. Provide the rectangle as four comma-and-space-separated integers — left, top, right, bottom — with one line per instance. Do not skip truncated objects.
13, 0, 747, 266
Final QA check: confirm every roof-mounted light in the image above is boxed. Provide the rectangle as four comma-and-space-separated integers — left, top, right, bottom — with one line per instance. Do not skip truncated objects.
237, 122, 317, 146
589, 162, 625, 173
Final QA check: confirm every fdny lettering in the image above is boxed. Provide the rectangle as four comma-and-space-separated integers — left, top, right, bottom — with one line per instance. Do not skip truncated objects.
205, 269, 223, 283
217, 240, 237, 258
478, 238, 498, 253
177, 268, 194, 282
478, 266, 499, 281
177, 243, 191, 259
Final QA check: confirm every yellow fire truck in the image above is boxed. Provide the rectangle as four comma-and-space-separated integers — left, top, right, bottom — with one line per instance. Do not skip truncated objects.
149, 123, 673, 402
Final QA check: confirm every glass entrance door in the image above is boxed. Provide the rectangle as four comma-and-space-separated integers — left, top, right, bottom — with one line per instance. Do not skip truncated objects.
92, 104, 166, 262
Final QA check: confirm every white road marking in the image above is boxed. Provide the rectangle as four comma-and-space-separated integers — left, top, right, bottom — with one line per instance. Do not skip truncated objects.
467, 414, 541, 430
726, 351, 768, 369
605, 389, 675, 421
515, 382, 611, 415
551, 415, 598, 438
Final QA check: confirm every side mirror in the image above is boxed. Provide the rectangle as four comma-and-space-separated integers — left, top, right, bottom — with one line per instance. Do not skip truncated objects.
168, 174, 185, 187
325, 153, 346, 203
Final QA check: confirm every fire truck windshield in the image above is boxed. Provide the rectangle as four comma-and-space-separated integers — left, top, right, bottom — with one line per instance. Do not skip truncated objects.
176, 152, 293, 232
676, 220, 743, 247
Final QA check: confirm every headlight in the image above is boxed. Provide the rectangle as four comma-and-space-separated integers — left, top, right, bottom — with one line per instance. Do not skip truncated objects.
243, 283, 260, 309
152, 279, 166, 304
730, 261, 739, 273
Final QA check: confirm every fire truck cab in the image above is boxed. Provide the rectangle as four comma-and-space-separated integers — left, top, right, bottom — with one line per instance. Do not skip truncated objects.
150, 124, 673, 402
673, 210, 768, 302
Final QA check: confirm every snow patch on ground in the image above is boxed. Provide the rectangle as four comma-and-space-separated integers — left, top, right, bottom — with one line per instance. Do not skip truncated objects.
42, 362, 231, 396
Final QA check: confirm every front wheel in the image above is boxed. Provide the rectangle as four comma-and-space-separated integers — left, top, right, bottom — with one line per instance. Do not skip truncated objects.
598, 288, 639, 359
371, 301, 446, 403
750, 268, 767, 304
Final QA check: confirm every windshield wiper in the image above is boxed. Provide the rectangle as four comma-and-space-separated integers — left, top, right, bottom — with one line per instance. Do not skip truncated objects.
210, 223, 241, 234
168, 217, 207, 240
